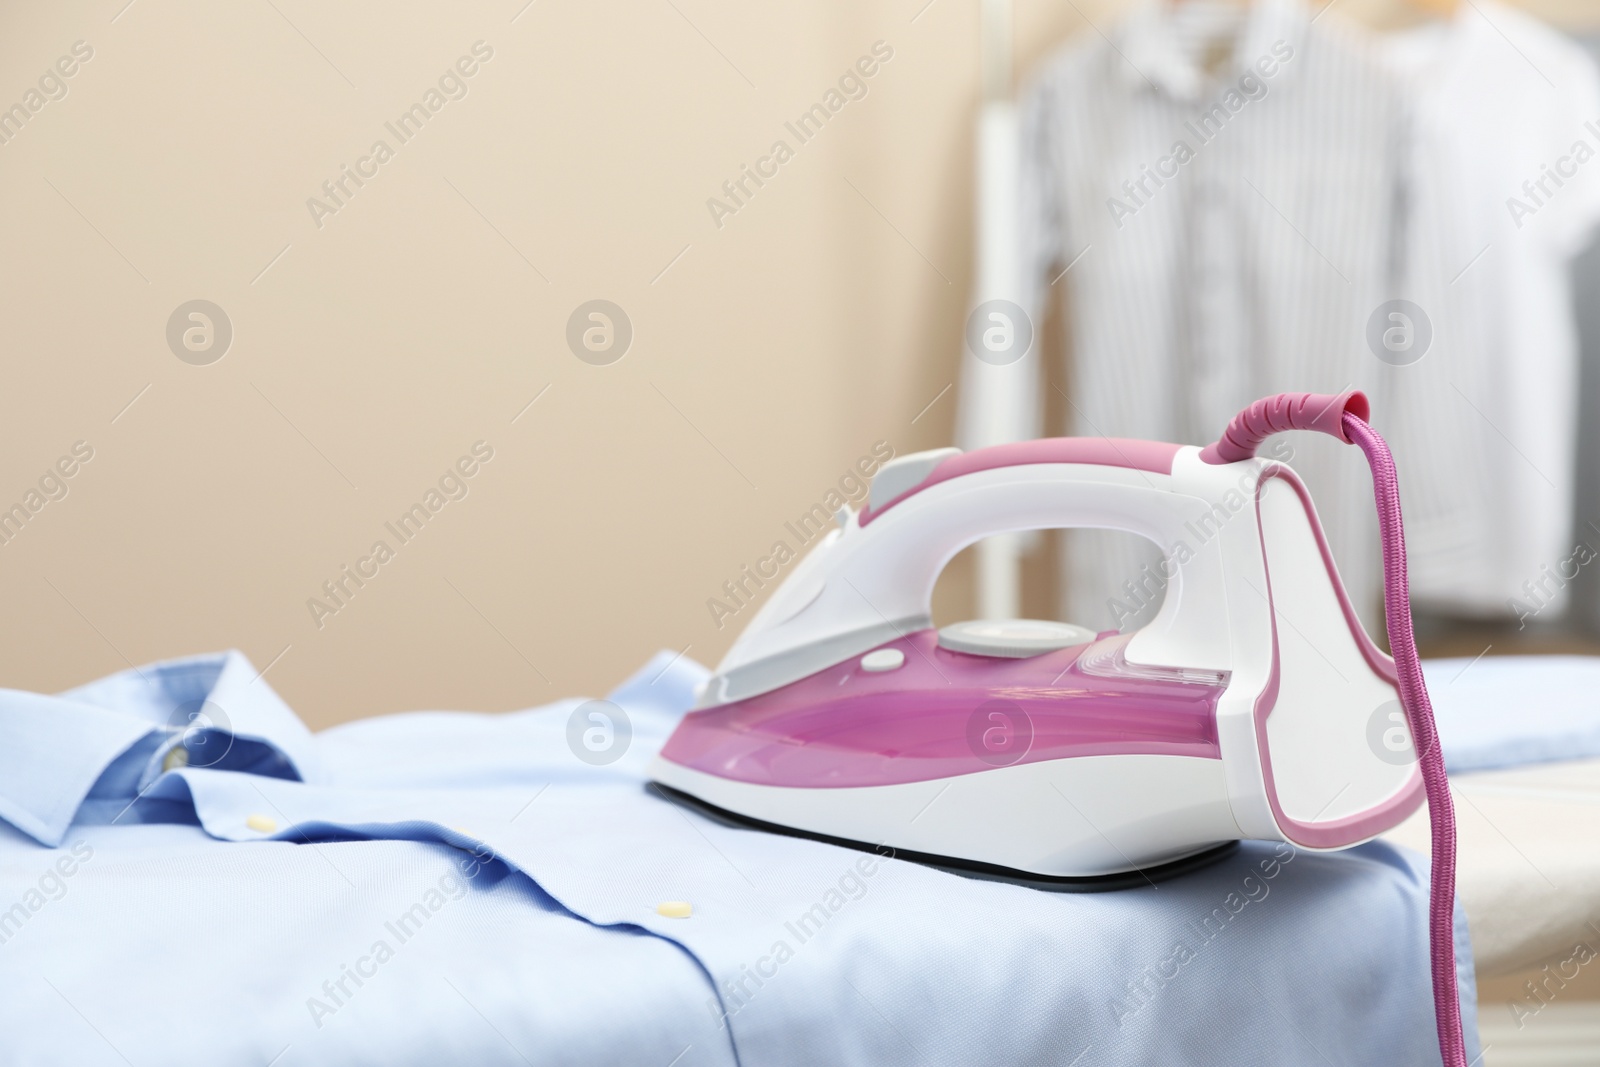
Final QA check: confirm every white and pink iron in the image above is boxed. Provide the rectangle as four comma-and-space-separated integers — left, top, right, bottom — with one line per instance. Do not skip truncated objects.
652, 391, 1468, 1066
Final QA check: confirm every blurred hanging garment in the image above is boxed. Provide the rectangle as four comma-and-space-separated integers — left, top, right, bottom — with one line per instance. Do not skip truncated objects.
1015, 0, 1403, 629
1377, 2, 1600, 620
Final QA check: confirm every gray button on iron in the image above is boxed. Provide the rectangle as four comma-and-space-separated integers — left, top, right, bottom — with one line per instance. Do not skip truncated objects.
868, 448, 961, 510
937, 619, 1097, 659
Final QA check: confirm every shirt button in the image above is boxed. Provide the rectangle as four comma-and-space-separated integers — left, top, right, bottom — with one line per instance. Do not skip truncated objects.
162, 747, 190, 772
246, 814, 277, 833
656, 901, 693, 919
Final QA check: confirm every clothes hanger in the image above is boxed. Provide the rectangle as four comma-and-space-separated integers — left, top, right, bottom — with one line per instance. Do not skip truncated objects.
1160, 0, 1253, 78
1401, 0, 1461, 16
1340, 0, 1461, 32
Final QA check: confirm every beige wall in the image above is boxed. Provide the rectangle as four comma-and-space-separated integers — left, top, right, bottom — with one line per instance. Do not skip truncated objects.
0, 0, 1591, 728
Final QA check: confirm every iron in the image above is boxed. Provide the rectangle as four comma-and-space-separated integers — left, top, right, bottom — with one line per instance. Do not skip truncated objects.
650, 389, 1467, 1063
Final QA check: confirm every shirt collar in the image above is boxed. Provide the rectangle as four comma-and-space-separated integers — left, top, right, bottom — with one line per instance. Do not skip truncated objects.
0, 650, 320, 846
1117, 0, 1308, 101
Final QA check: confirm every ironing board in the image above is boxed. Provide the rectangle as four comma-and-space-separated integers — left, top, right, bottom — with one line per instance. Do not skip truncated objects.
1384, 754, 1600, 976
1384, 655, 1600, 977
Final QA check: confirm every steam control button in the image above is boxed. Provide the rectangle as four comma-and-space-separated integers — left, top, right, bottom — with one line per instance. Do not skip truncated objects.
860, 649, 906, 672
938, 619, 1096, 659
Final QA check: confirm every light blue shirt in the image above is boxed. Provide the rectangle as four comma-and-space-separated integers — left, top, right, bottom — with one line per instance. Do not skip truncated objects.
0, 651, 1480, 1065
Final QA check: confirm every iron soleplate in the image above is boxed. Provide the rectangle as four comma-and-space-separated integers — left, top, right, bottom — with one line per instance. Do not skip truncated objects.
649, 782, 1240, 893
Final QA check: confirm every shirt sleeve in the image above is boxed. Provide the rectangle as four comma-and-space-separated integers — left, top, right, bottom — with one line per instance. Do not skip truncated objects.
1017, 71, 1065, 330
1546, 38, 1600, 257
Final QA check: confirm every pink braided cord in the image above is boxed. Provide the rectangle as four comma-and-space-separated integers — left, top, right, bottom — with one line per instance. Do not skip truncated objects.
1204, 393, 1466, 1067
1343, 412, 1465, 1067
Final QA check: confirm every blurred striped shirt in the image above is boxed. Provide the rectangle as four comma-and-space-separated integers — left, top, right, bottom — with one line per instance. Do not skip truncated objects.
1017, 0, 1402, 628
